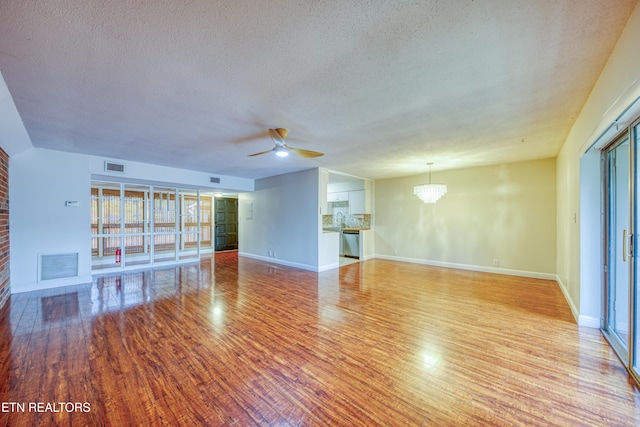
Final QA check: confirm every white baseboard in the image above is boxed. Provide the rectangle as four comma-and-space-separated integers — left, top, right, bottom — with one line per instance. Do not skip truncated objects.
13, 257, 204, 294
373, 254, 557, 280
232, 253, 603, 330
24, 252, 598, 332
555, 275, 602, 328
578, 315, 601, 328
555, 275, 580, 324
12, 275, 94, 294
238, 252, 320, 272
318, 262, 340, 272
238, 252, 561, 278
375, 254, 594, 326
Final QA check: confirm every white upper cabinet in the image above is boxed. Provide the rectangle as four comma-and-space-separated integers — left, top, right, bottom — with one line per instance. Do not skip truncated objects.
348, 190, 366, 214
326, 175, 372, 215
348, 186, 372, 214
327, 191, 349, 202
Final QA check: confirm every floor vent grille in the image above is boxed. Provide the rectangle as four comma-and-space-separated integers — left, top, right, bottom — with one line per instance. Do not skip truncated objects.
40, 253, 79, 281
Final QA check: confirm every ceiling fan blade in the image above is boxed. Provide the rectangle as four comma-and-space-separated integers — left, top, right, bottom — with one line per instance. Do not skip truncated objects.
268, 128, 285, 146
287, 146, 324, 158
247, 148, 275, 157
252, 128, 322, 158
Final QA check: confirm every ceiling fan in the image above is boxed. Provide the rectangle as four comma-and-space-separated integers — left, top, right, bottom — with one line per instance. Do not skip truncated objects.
248, 128, 324, 158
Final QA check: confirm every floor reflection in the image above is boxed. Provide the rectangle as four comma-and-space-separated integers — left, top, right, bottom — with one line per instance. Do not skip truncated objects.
41, 291, 79, 323
2, 254, 640, 426
91, 261, 213, 315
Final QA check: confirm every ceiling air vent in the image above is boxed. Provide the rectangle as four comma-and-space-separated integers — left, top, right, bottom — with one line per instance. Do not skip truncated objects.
105, 161, 125, 173
210, 177, 221, 184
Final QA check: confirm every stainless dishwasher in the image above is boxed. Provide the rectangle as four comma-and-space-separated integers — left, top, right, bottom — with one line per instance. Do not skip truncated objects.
342, 230, 360, 258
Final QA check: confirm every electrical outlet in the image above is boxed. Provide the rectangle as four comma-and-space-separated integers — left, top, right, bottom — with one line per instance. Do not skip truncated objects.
393, 249, 398, 256
493, 259, 499, 266
268, 250, 273, 257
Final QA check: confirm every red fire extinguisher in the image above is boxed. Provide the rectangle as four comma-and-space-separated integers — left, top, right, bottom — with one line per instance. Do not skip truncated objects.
115, 248, 121, 264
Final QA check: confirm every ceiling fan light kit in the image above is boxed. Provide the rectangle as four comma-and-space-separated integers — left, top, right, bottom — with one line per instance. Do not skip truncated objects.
414, 163, 447, 203
247, 128, 324, 159
274, 146, 289, 157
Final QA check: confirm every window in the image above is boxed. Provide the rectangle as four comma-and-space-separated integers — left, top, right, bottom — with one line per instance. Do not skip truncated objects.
91, 181, 212, 270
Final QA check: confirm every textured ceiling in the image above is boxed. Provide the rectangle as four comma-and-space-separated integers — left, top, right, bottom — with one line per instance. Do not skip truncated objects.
0, 0, 637, 180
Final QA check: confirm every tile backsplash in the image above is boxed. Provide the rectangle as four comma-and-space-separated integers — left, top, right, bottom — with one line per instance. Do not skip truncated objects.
323, 201, 371, 229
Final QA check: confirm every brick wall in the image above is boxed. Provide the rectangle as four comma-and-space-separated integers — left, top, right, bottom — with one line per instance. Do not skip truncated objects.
0, 148, 8, 309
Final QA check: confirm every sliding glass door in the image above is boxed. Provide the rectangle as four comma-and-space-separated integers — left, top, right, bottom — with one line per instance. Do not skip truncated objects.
152, 187, 177, 263
91, 182, 124, 270
178, 190, 201, 261
632, 118, 640, 382
603, 118, 640, 384
604, 133, 631, 361
91, 181, 212, 271
124, 184, 151, 267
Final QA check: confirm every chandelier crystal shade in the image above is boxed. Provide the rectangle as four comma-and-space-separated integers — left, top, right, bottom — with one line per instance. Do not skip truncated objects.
413, 183, 447, 203
414, 163, 447, 203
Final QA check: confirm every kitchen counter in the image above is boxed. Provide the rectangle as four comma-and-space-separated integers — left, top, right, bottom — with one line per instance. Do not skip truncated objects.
319, 229, 340, 270
322, 227, 371, 233
322, 226, 342, 233
319, 228, 374, 268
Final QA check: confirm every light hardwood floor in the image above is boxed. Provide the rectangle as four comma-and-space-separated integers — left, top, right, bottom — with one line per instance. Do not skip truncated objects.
1, 252, 639, 426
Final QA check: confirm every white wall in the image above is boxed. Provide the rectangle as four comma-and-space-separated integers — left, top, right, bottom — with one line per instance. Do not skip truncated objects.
10, 149, 93, 292
374, 158, 557, 278
89, 156, 253, 192
318, 168, 339, 270
557, 2, 640, 324
578, 150, 602, 327
238, 168, 320, 271
0, 70, 32, 157
10, 147, 254, 292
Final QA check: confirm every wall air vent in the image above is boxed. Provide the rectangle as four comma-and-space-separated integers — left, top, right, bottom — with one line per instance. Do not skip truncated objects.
39, 253, 79, 281
105, 162, 125, 173
210, 177, 221, 184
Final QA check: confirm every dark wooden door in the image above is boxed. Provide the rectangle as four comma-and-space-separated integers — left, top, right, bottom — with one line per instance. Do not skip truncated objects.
214, 198, 238, 251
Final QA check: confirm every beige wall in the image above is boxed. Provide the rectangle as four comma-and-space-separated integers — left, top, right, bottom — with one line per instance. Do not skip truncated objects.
374, 158, 556, 276
557, 2, 640, 318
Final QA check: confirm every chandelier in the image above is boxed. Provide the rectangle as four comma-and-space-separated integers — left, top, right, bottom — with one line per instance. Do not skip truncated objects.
414, 163, 447, 203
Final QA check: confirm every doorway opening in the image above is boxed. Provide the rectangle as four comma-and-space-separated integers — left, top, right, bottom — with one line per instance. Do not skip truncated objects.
214, 197, 238, 252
